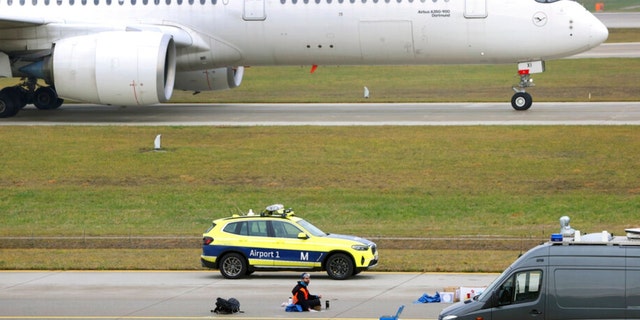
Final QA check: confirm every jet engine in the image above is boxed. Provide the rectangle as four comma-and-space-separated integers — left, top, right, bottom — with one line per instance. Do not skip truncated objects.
50, 31, 176, 106
174, 66, 244, 92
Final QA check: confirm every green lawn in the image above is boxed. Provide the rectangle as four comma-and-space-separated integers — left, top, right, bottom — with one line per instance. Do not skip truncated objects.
2, 126, 639, 238
2, 126, 639, 271
165, 58, 640, 104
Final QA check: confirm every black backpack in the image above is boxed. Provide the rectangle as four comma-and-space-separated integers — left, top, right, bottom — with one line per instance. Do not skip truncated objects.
212, 297, 241, 314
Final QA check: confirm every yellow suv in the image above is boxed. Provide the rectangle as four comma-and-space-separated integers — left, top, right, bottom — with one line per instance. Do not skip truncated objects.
201, 204, 378, 280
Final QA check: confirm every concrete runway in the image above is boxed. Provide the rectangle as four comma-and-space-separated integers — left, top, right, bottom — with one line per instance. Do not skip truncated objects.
3, 102, 640, 126
0, 271, 497, 320
569, 41, 640, 58
594, 12, 640, 28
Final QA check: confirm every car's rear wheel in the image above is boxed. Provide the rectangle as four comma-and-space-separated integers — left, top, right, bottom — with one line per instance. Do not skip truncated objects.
219, 253, 247, 279
326, 253, 354, 280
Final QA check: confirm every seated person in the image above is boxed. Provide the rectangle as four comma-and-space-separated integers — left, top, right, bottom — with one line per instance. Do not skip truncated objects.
291, 273, 322, 311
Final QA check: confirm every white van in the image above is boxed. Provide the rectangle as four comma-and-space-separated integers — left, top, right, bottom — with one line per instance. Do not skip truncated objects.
439, 230, 640, 320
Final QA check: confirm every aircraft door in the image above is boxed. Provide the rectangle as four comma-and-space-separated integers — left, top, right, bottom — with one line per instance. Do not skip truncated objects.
464, 0, 487, 18
243, 0, 266, 21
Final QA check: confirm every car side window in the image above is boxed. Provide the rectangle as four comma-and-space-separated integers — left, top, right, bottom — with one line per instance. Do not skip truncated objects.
222, 221, 248, 235
498, 270, 542, 305
248, 221, 269, 237
272, 221, 303, 238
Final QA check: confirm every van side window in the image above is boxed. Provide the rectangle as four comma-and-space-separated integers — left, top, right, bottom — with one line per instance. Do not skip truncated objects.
498, 270, 542, 305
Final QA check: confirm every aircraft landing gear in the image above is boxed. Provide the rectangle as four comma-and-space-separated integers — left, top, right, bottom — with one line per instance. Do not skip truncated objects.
511, 91, 533, 111
33, 86, 64, 110
511, 69, 534, 111
0, 78, 63, 118
510, 61, 544, 111
0, 90, 20, 118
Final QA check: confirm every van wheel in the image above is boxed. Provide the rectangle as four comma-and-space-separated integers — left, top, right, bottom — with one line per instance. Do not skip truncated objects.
326, 253, 353, 280
219, 253, 247, 279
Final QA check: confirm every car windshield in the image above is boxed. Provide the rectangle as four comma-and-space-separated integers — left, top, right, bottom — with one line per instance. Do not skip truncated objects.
297, 219, 327, 237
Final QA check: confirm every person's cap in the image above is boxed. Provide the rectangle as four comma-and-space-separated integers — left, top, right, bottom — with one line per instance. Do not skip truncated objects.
301, 272, 310, 279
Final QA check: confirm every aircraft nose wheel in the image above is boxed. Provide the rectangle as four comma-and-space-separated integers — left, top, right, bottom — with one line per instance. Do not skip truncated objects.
511, 92, 532, 111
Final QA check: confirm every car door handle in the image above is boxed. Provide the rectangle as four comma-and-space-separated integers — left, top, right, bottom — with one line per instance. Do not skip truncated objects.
529, 309, 543, 315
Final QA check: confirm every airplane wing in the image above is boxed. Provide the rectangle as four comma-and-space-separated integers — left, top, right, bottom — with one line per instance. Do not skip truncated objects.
0, 16, 47, 28
0, 16, 194, 49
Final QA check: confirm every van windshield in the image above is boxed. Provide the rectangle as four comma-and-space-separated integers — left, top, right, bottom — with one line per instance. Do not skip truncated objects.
475, 267, 513, 301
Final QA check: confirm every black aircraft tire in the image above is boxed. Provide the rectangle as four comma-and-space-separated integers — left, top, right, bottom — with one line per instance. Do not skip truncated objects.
0, 91, 19, 118
511, 92, 533, 111
33, 87, 59, 110
1, 86, 28, 109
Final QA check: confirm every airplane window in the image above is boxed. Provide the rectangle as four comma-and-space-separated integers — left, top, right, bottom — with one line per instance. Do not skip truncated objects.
200, 0, 204, 4
106, 0, 111, 4
118, 0, 123, 4
349, 0, 354, 3
315, 0, 319, 3
19, 0, 24, 5
211, 0, 216, 4
45, 0, 49, 5
32, 0, 36, 4
165, 0, 170, 5
69, 0, 74, 5
131, 0, 135, 4
327, 0, 331, 3
188, 0, 193, 4
81, 0, 86, 4
337, 0, 342, 3
94, 0, 98, 4
177, 0, 181, 5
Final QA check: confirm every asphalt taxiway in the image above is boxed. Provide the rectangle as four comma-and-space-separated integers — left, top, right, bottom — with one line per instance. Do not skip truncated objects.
2, 102, 640, 126
0, 271, 497, 320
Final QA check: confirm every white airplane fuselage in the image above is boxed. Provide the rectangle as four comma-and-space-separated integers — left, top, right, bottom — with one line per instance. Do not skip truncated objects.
0, 0, 608, 115
2, 0, 608, 67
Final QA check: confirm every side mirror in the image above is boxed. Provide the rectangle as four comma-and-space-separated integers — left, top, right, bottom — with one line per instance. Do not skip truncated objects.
297, 232, 309, 239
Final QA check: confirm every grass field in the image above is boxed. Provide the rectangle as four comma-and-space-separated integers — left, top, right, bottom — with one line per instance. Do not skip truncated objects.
1, 126, 640, 271
167, 58, 640, 104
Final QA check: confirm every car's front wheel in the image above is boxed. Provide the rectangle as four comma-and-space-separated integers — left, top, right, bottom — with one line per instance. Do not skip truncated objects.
326, 253, 354, 280
219, 253, 247, 279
